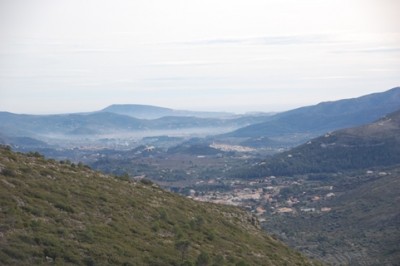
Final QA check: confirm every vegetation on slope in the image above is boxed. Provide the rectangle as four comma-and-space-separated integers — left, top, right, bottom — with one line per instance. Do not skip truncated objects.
242, 109, 400, 178
262, 167, 400, 265
233, 110, 400, 265
0, 146, 315, 265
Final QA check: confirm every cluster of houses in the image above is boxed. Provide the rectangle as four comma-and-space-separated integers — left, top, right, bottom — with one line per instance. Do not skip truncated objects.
188, 175, 336, 221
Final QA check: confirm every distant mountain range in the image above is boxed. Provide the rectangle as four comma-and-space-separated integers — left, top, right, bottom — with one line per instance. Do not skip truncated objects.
101, 104, 235, 119
1, 87, 399, 151
223, 87, 400, 145
0, 108, 270, 149
0, 112, 145, 136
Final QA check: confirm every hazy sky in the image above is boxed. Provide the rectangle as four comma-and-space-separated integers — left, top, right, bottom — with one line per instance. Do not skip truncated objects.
1, 0, 399, 114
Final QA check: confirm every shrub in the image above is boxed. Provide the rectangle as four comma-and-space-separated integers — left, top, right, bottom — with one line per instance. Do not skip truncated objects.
54, 203, 74, 213
2, 167, 16, 177
140, 178, 153, 186
196, 252, 209, 266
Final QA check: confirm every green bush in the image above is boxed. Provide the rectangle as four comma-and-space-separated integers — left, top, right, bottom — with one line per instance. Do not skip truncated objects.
54, 202, 74, 213
196, 251, 209, 266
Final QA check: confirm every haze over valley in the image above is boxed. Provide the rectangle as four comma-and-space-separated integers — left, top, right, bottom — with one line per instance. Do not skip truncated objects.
1, 0, 399, 264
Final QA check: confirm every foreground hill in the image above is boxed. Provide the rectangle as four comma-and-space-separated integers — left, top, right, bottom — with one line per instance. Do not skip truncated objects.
224, 87, 400, 145
0, 146, 316, 265
250, 108, 400, 177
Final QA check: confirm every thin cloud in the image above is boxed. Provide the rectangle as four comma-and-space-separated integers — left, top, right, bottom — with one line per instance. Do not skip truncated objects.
358, 47, 400, 53
361, 68, 400, 72
181, 34, 333, 46
301, 76, 360, 80
146, 60, 223, 67
66, 48, 120, 54
333, 47, 400, 54
143, 77, 195, 82
142, 76, 224, 82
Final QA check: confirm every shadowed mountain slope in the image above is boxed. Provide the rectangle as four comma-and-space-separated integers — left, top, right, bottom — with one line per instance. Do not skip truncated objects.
251, 109, 400, 177
225, 87, 400, 141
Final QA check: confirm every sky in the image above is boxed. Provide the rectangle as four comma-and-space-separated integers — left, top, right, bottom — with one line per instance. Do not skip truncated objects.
0, 0, 399, 114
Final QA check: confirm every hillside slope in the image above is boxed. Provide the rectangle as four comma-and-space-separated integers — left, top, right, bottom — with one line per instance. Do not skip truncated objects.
251, 109, 400, 177
225, 87, 400, 142
242, 110, 400, 265
0, 146, 316, 266
261, 164, 400, 265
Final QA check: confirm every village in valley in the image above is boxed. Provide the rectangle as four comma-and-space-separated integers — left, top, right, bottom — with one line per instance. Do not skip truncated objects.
186, 174, 337, 222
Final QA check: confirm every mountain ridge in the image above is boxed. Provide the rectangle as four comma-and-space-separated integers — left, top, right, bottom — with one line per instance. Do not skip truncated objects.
101, 104, 235, 119
244, 108, 400, 177
224, 87, 400, 141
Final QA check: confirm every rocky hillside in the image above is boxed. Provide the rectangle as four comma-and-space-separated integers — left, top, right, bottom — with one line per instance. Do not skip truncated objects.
0, 146, 317, 265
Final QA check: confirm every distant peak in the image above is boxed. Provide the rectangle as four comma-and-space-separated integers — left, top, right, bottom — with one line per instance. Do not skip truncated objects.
102, 104, 172, 111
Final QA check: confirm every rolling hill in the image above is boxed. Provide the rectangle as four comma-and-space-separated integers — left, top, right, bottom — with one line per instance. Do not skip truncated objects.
0, 112, 146, 137
101, 104, 234, 119
101, 104, 176, 119
0, 146, 317, 265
